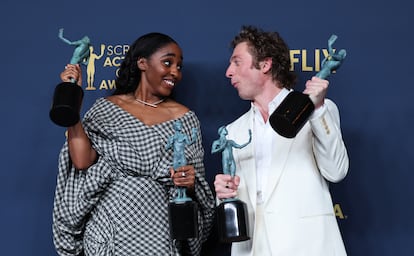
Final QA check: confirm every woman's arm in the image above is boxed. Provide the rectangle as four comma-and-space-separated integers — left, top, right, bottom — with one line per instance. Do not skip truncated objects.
67, 121, 97, 170
61, 64, 97, 170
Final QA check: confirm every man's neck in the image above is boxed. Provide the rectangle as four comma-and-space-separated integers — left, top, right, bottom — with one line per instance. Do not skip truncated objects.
252, 82, 283, 122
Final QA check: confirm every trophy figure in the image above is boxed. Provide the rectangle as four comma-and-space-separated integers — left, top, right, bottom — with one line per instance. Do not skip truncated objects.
50, 28, 91, 127
211, 126, 252, 243
165, 120, 199, 240
269, 34, 347, 138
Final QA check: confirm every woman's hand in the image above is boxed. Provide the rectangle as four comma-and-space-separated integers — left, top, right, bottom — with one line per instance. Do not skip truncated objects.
60, 64, 82, 86
170, 165, 196, 190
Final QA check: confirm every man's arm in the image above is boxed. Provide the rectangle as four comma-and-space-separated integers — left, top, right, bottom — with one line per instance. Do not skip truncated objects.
310, 99, 349, 182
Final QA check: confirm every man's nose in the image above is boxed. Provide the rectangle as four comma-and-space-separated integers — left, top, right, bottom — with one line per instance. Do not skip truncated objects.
225, 66, 233, 78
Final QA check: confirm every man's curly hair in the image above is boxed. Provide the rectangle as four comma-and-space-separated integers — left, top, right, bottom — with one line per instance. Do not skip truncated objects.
230, 25, 297, 89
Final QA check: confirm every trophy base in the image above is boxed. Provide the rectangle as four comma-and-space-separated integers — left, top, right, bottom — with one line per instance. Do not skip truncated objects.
269, 91, 315, 138
168, 200, 198, 240
49, 82, 84, 127
217, 199, 250, 243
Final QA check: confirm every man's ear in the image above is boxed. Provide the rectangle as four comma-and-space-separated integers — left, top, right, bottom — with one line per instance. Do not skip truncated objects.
137, 57, 147, 71
261, 57, 272, 73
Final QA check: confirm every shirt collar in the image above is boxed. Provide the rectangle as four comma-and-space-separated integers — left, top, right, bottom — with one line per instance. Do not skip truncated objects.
251, 87, 292, 114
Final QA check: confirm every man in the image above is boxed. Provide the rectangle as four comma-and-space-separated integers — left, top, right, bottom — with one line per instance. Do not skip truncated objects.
214, 25, 349, 255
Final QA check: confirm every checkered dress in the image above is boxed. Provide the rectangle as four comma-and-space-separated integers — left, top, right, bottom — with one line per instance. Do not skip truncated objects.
52, 98, 215, 256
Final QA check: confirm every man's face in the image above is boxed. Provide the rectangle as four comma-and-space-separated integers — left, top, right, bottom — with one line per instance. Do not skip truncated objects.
225, 42, 263, 100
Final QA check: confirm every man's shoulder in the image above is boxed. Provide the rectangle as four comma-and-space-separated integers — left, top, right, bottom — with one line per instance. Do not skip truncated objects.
324, 98, 340, 113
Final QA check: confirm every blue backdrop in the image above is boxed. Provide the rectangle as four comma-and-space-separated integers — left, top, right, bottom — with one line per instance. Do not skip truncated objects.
1, 0, 413, 255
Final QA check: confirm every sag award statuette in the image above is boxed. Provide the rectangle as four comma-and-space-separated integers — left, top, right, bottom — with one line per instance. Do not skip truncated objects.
211, 126, 252, 243
49, 28, 91, 127
269, 34, 347, 138
165, 120, 199, 240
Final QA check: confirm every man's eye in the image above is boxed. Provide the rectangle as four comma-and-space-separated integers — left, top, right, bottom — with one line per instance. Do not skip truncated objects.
164, 60, 171, 66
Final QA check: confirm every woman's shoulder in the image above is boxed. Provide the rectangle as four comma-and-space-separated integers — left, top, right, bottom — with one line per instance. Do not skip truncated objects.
105, 94, 130, 106
163, 99, 191, 119
165, 100, 200, 126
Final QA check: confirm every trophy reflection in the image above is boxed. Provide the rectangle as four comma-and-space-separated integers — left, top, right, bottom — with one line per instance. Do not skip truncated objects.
165, 120, 199, 240
269, 34, 347, 138
211, 126, 252, 243
50, 28, 91, 127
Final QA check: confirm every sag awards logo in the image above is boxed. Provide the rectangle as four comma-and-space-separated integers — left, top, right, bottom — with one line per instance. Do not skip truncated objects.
84, 44, 338, 91
83, 43, 130, 91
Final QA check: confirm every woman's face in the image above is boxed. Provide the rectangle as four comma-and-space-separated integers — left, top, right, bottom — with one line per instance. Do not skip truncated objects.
139, 43, 183, 97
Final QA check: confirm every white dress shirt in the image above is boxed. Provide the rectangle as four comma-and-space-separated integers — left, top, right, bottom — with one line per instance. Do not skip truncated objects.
252, 88, 290, 204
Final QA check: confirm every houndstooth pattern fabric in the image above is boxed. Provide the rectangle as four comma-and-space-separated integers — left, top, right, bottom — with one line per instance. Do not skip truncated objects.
52, 98, 215, 256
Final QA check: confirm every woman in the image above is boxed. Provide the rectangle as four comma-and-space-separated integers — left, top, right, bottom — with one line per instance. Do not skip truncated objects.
52, 32, 215, 256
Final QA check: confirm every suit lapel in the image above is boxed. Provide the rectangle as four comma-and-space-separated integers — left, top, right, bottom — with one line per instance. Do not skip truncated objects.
232, 109, 258, 208
262, 130, 294, 204
239, 144, 257, 208
231, 108, 295, 207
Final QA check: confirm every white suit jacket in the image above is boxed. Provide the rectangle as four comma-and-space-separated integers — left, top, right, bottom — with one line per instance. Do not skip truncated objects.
226, 99, 349, 256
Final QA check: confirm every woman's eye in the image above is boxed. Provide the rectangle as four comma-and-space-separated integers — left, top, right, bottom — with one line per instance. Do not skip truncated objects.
163, 60, 182, 71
